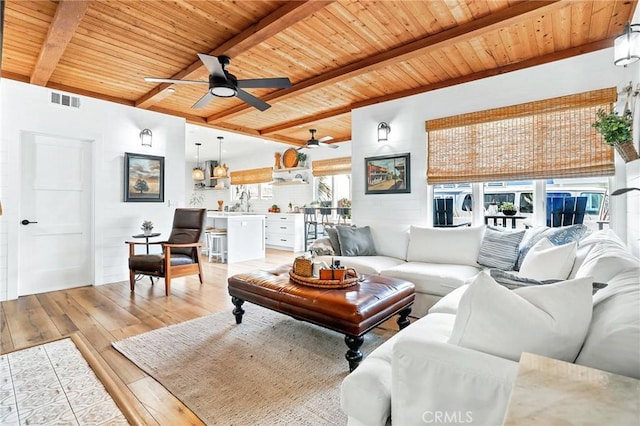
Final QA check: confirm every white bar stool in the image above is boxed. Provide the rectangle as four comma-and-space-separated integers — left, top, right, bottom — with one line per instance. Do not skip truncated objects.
206, 229, 227, 263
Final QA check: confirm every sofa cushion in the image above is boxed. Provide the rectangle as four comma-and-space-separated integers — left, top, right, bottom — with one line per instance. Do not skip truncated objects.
573, 233, 640, 283
316, 255, 405, 275
335, 225, 377, 256
308, 236, 334, 256
518, 238, 577, 280
515, 224, 588, 270
368, 224, 410, 260
325, 227, 342, 255
381, 262, 481, 297
406, 225, 485, 267
428, 284, 470, 315
575, 268, 640, 379
477, 227, 525, 270
449, 272, 593, 362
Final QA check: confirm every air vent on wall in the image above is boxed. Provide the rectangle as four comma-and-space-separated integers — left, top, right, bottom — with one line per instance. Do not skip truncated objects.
51, 92, 80, 108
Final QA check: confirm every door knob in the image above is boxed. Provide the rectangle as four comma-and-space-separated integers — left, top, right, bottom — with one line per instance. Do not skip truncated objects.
21, 219, 38, 225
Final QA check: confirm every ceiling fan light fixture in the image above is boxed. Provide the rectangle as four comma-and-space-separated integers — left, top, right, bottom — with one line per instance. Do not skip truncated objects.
614, 22, 640, 66
211, 86, 237, 98
210, 76, 237, 98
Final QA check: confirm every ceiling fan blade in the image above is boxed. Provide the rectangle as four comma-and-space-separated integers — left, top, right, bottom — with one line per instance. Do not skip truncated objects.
144, 77, 208, 85
192, 91, 216, 109
236, 88, 270, 111
318, 135, 334, 142
197, 53, 226, 78
237, 77, 292, 89
323, 143, 339, 149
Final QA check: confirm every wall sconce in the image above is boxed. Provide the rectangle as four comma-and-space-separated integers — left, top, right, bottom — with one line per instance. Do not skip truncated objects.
192, 142, 205, 180
377, 122, 391, 142
140, 128, 152, 147
614, 22, 640, 66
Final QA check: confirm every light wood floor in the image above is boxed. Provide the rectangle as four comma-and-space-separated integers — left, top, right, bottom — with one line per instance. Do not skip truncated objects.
0, 249, 298, 425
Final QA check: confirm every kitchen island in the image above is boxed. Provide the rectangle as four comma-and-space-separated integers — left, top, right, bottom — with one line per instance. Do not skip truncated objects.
207, 211, 265, 263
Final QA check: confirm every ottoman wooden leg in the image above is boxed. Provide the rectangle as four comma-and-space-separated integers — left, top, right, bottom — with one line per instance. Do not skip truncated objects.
397, 306, 412, 330
345, 335, 365, 372
231, 297, 245, 324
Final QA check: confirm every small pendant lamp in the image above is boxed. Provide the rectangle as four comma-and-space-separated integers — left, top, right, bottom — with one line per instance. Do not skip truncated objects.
213, 136, 228, 178
192, 142, 205, 180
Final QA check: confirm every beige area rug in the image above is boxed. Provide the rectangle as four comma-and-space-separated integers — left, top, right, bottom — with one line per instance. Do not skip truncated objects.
113, 305, 394, 425
1, 334, 139, 425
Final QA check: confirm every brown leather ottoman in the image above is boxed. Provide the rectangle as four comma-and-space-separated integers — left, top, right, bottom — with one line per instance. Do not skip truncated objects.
227, 265, 415, 371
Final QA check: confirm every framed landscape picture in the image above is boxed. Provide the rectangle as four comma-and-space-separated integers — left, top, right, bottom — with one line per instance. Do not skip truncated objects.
365, 153, 411, 194
124, 152, 164, 202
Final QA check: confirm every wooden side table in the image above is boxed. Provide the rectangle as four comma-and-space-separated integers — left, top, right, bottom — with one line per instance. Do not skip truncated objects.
503, 352, 640, 425
131, 233, 161, 254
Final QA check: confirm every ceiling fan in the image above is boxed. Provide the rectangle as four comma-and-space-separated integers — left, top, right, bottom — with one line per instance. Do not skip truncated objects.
144, 53, 291, 111
299, 129, 338, 149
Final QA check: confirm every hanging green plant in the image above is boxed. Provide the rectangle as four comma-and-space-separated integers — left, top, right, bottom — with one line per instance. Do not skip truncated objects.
592, 109, 638, 162
592, 109, 633, 146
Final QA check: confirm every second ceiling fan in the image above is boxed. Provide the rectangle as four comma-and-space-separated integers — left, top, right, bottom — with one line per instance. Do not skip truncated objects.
299, 129, 338, 149
144, 53, 291, 111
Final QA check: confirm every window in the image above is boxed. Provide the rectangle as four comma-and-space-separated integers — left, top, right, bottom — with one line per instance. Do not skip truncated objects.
314, 174, 351, 207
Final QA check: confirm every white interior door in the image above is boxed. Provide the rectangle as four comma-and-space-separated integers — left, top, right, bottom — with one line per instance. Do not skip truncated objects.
19, 133, 92, 295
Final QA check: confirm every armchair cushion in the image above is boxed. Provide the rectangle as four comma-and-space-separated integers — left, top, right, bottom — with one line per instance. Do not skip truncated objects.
129, 253, 196, 274
449, 272, 593, 362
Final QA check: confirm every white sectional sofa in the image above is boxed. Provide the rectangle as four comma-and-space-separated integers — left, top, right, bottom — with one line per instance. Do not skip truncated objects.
339, 229, 640, 426
315, 224, 488, 317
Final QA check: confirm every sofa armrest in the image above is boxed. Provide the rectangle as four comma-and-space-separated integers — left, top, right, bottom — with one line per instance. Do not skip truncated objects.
340, 357, 392, 426
392, 339, 519, 426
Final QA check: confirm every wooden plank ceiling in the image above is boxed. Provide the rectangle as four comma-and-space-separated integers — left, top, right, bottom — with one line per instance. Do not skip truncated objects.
2, 0, 636, 148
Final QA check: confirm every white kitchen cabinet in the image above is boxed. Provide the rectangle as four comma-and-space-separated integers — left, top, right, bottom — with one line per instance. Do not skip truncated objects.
265, 213, 305, 252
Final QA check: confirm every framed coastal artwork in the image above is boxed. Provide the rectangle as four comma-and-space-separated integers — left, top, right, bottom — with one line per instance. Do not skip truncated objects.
124, 152, 164, 202
364, 153, 411, 194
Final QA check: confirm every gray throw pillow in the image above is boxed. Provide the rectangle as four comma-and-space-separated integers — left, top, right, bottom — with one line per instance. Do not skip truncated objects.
325, 227, 342, 256
335, 225, 377, 256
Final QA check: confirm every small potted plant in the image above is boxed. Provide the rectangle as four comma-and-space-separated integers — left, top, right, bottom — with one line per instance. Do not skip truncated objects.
500, 202, 517, 216
296, 151, 307, 167
141, 220, 154, 236
592, 108, 639, 163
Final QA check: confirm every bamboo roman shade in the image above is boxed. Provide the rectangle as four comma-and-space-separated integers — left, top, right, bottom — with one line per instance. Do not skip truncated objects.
312, 157, 352, 176
230, 167, 273, 185
426, 88, 617, 184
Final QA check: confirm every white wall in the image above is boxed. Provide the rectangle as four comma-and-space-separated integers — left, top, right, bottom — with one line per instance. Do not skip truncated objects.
351, 48, 635, 246
0, 79, 186, 300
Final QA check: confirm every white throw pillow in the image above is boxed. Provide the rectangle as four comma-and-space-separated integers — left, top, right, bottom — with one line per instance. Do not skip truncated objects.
406, 225, 485, 267
449, 272, 593, 362
518, 238, 576, 280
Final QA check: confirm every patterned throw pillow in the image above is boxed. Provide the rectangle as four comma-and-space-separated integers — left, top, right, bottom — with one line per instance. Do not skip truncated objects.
515, 224, 589, 271
477, 227, 526, 270
308, 236, 334, 256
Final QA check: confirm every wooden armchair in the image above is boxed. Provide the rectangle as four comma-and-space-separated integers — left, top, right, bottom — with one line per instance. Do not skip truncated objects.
127, 208, 207, 296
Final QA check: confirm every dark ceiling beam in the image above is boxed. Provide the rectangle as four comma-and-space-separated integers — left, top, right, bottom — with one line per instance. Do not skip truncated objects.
30, 0, 91, 86
206, 0, 562, 123
135, 0, 334, 109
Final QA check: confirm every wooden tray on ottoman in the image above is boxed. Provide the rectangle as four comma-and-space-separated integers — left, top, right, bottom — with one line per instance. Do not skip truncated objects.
289, 268, 362, 288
